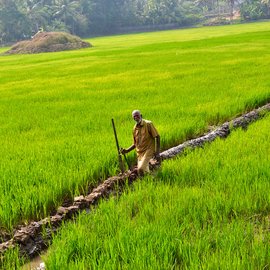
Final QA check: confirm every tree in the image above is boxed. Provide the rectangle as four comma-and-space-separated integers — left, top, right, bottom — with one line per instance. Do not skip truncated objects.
52, 0, 88, 34
261, 0, 270, 16
240, 0, 265, 20
23, 0, 52, 33
0, 0, 29, 43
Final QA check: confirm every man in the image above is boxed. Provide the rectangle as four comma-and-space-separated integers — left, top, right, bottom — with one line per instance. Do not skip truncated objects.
121, 110, 160, 175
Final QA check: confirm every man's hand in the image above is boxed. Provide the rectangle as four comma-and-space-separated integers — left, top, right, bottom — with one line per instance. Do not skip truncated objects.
120, 144, 135, 155
120, 148, 128, 155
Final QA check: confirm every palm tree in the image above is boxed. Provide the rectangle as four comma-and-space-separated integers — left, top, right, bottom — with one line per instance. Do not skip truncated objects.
0, 0, 29, 42
52, 0, 81, 33
25, 0, 52, 32
261, 0, 270, 16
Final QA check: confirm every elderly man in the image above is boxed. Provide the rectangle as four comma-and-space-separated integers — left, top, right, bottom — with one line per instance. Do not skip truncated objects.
121, 110, 160, 175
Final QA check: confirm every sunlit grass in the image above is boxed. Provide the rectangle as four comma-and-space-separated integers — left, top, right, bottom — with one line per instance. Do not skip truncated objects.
0, 22, 270, 230
88, 20, 270, 50
0, 246, 23, 270
44, 113, 270, 270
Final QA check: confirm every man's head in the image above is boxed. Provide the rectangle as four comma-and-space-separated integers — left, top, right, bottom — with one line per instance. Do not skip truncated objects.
132, 110, 142, 124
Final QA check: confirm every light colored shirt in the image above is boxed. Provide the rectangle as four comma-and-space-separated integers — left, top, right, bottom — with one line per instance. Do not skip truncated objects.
133, 119, 159, 155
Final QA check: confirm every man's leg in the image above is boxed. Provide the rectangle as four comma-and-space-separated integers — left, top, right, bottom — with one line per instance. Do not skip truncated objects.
137, 151, 153, 176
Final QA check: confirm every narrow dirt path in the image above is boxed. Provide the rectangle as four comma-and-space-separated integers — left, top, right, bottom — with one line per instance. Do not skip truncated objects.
0, 103, 269, 269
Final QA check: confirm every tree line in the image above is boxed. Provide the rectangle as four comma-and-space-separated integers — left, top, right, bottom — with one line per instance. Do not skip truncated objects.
0, 0, 270, 44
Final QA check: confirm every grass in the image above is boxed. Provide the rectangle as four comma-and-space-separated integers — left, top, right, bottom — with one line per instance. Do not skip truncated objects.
43, 113, 270, 270
0, 21, 270, 231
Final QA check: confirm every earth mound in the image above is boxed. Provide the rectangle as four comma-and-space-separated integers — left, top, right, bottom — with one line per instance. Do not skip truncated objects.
3, 32, 92, 55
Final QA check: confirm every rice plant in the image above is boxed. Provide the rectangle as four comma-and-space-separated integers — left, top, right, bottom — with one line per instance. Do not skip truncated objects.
44, 113, 270, 270
0, 22, 270, 231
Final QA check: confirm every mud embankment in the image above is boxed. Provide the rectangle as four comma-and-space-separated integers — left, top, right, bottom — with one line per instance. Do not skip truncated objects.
0, 103, 269, 264
161, 103, 270, 158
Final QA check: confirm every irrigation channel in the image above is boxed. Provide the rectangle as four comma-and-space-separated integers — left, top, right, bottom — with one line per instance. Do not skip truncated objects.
1, 102, 270, 269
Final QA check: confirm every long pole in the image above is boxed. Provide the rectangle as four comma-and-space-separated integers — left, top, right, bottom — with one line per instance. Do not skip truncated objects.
112, 119, 125, 173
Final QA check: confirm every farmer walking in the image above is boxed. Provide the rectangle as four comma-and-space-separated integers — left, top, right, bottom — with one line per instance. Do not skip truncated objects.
121, 110, 160, 175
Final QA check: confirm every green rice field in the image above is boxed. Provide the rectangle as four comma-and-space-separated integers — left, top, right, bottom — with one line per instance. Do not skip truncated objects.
43, 112, 270, 270
0, 21, 270, 234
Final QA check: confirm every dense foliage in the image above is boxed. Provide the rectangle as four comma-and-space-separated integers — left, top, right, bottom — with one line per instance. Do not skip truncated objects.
1, 0, 267, 44
240, 0, 270, 19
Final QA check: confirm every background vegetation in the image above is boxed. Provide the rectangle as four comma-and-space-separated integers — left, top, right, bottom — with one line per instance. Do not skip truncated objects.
0, 22, 270, 232
1, 0, 270, 44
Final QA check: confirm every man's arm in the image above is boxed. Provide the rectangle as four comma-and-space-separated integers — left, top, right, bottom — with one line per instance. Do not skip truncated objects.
154, 135, 160, 157
153, 135, 161, 162
147, 121, 160, 160
120, 144, 135, 154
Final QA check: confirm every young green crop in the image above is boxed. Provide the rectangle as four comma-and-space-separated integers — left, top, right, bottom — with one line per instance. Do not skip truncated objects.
0, 22, 270, 231
43, 113, 270, 270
